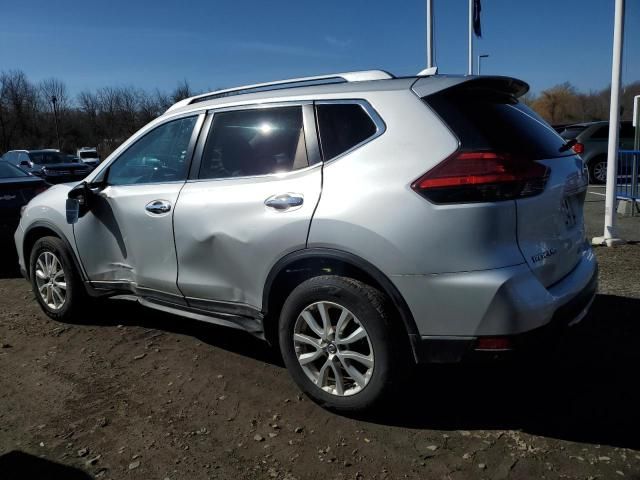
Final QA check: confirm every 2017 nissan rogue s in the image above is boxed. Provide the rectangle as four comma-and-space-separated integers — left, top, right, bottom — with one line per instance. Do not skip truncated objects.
14, 70, 597, 411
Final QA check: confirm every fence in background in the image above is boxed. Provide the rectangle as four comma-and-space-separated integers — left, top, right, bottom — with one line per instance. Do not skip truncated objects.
617, 150, 640, 215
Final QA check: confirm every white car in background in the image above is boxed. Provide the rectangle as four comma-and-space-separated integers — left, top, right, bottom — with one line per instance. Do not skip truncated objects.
76, 147, 100, 167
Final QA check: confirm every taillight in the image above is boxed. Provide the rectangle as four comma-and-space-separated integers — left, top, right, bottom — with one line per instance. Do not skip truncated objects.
412, 150, 549, 204
571, 142, 584, 154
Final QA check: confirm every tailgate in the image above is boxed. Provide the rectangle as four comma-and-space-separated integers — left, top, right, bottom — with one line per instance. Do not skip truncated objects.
516, 156, 589, 287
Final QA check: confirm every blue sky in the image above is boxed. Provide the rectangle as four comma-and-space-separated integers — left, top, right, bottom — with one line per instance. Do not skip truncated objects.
1, 0, 638, 97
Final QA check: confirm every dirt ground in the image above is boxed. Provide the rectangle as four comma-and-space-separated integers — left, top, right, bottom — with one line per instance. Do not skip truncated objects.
1, 190, 639, 480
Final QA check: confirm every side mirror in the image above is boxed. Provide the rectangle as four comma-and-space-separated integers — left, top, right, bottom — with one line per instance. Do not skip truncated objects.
67, 181, 104, 223
19, 160, 32, 168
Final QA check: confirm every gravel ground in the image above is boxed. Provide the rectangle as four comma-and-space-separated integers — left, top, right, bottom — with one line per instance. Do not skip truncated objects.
0, 194, 639, 480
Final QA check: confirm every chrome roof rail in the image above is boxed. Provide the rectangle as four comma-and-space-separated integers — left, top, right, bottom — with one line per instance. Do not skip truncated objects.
166, 70, 395, 112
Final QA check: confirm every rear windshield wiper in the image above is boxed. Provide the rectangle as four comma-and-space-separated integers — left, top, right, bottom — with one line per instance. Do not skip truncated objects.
559, 138, 577, 152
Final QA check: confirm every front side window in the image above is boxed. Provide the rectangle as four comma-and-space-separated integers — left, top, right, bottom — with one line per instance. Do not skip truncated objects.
108, 116, 197, 186
316, 103, 378, 161
199, 106, 308, 180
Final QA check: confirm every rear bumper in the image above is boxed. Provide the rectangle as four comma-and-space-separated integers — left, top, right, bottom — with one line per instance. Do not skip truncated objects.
398, 247, 598, 363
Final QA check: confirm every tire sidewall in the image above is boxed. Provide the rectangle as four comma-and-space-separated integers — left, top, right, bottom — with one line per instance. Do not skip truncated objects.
279, 276, 396, 411
29, 236, 82, 320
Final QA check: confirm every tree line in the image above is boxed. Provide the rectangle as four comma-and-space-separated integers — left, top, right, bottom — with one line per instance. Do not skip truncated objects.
523, 81, 640, 126
1, 69, 639, 158
0, 70, 194, 157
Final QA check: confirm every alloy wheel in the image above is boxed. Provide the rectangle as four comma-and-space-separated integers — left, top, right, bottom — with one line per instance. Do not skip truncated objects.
593, 161, 607, 183
293, 301, 374, 396
35, 251, 67, 311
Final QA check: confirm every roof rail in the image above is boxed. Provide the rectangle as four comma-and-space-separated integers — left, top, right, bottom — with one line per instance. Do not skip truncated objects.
166, 70, 394, 112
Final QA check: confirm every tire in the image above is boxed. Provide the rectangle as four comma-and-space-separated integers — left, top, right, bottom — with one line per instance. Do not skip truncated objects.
589, 158, 607, 184
278, 275, 407, 412
29, 236, 88, 322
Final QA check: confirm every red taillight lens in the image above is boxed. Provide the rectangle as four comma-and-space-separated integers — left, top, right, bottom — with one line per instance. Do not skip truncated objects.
411, 150, 549, 204
475, 337, 513, 351
571, 142, 584, 154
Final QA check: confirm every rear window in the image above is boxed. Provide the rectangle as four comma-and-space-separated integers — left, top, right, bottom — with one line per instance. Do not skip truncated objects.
425, 88, 571, 159
28, 151, 66, 165
316, 103, 378, 160
79, 151, 98, 159
0, 161, 29, 178
560, 126, 587, 139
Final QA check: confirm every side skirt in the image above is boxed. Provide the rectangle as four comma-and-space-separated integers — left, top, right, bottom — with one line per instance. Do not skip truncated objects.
88, 281, 265, 339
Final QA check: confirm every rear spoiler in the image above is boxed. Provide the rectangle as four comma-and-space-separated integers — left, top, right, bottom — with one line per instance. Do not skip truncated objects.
412, 75, 530, 99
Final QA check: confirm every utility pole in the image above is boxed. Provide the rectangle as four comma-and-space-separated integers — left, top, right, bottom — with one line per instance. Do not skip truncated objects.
477, 54, 489, 75
468, 0, 473, 75
593, 0, 626, 246
51, 95, 61, 151
426, 0, 434, 68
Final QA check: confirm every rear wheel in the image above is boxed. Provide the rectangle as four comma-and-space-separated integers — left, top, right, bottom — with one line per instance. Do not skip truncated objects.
29, 236, 87, 321
589, 157, 607, 184
279, 275, 407, 411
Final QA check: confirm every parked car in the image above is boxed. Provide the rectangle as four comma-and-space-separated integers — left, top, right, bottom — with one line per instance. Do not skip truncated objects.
76, 147, 100, 167
0, 161, 48, 241
1, 149, 93, 184
558, 121, 636, 183
14, 70, 596, 411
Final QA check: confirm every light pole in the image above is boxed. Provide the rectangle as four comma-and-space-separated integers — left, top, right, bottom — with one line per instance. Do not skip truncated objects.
51, 95, 61, 150
477, 54, 489, 75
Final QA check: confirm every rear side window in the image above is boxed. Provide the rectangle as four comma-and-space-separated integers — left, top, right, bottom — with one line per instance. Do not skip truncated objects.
199, 106, 307, 179
316, 103, 378, 160
590, 126, 609, 139
426, 88, 571, 159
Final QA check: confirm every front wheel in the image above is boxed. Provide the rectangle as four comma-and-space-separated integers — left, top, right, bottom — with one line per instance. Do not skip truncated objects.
29, 236, 87, 321
278, 276, 407, 412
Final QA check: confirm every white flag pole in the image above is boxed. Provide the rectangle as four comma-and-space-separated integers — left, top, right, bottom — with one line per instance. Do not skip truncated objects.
593, 0, 626, 246
427, 0, 434, 68
468, 0, 474, 75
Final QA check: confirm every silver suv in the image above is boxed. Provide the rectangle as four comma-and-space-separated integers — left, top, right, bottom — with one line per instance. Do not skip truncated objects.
14, 70, 597, 411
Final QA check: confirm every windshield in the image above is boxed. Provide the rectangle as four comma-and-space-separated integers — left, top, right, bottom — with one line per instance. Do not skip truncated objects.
28, 151, 69, 165
79, 151, 98, 159
0, 161, 29, 178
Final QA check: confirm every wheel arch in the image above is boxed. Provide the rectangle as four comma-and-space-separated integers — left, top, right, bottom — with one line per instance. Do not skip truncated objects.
23, 221, 86, 282
262, 248, 420, 360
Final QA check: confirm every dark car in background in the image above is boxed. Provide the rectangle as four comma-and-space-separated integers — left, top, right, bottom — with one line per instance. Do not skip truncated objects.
1, 149, 93, 184
558, 121, 635, 183
0, 160, 48, 241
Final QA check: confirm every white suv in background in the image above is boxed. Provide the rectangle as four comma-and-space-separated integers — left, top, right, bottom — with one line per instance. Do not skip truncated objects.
76, 147, 100, 167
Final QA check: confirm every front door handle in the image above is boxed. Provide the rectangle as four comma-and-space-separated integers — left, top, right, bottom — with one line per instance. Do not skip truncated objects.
145, 200, 172, 215
264, 194, 304, 210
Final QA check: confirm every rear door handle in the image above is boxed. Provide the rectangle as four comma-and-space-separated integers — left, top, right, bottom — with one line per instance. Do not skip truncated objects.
264, 194, 304, 210
145, 200, 172, 215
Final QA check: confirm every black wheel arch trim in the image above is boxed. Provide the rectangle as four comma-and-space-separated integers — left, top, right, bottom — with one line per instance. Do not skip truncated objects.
263, 247, 421, 350
23, 220, 88, 282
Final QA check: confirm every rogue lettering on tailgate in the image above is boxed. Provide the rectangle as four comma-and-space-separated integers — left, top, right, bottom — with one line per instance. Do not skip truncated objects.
531, 248, 557, 263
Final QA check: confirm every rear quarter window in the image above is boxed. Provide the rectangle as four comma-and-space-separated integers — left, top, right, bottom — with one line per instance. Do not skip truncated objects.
316, 103, 378, 160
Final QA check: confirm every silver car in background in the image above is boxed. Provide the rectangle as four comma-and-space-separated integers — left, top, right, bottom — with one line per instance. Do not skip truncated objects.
14, 70, 597, 411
